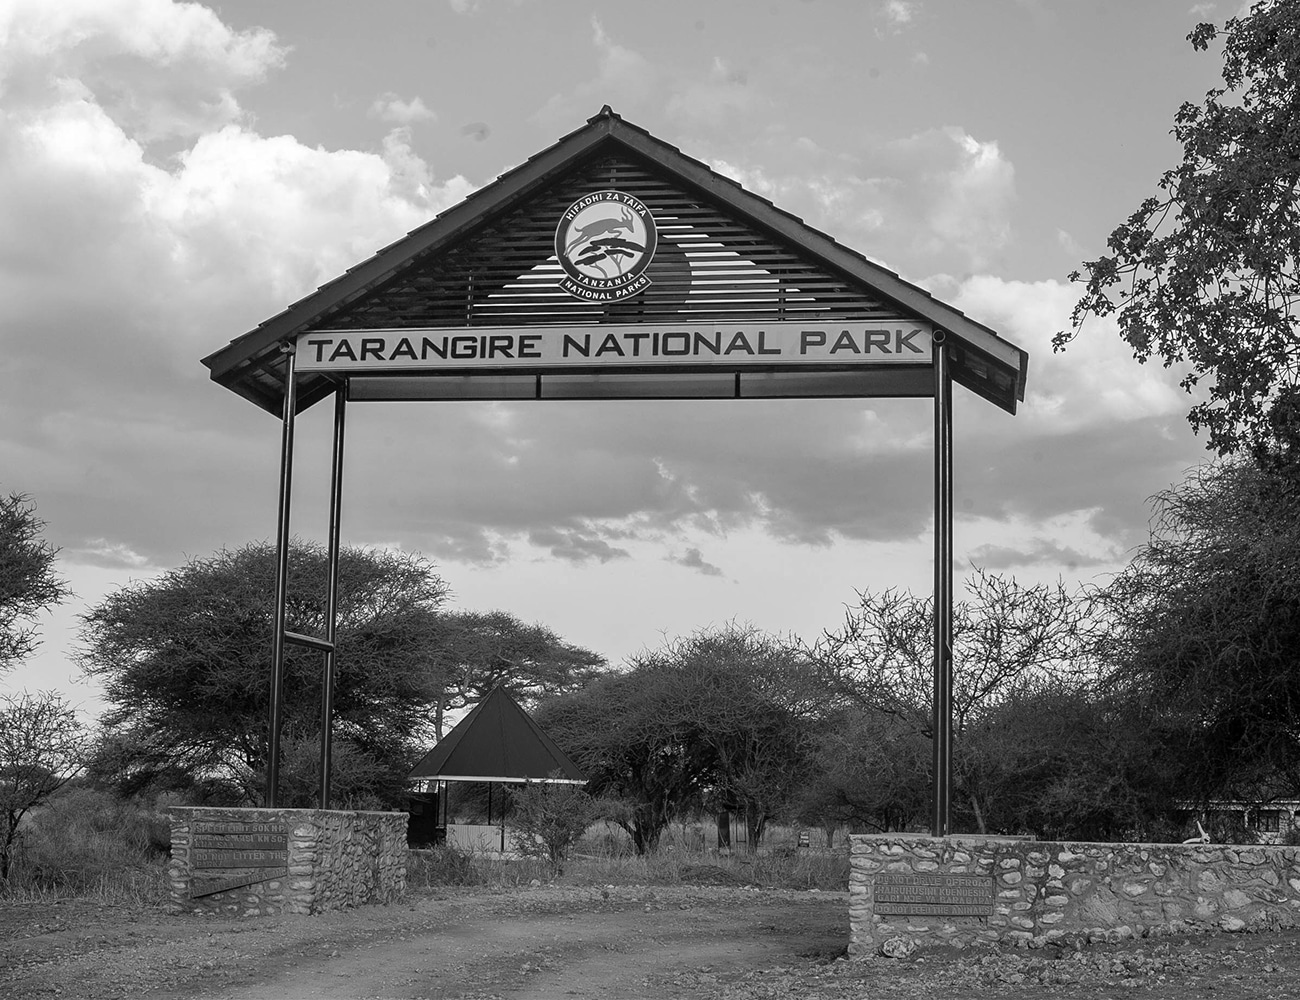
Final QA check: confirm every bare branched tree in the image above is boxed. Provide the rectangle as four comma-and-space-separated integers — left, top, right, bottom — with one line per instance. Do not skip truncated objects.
0, 691, 90, 881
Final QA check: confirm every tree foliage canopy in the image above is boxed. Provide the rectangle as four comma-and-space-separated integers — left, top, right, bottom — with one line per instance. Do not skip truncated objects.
796, 708, 930, 835
80, 541, 451, 804
80, 541, 604, 807
422, 610, 605, 739
1094, 457, 1300, 803
538, 624, 828, 853
1057, 1, 1300, 454
0, 492, 69, 672
954, 684, 1169, 841
808, 572, 1145, 838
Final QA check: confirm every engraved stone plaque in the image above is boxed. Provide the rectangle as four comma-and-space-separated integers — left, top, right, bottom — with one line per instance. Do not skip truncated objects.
189, 821, 290, 870
872, 873, 994, 916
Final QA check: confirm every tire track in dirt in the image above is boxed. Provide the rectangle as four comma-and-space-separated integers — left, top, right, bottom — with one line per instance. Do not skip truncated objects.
209, 900, 843, 999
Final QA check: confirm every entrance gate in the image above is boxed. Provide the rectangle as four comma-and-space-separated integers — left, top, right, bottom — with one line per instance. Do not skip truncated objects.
203, 107, 1028, 837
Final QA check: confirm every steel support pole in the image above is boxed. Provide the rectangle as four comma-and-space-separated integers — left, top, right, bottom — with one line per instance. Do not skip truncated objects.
319, 385, 347, 809
931, 331, 953, 838
266, 344, 298, 808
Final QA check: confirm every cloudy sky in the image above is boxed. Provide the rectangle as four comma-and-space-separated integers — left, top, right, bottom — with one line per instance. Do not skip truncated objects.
2, 0, 1232, 714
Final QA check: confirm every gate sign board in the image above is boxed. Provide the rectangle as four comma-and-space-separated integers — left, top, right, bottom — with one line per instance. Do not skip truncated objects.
200, 107, 1030, 835
296, 323, 933, 374
202, 107, 1026, 416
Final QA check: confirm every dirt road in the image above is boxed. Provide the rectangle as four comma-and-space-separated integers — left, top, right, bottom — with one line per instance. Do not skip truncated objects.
1, 886, 841, 1000
4, 884, 1300, 999
211, 889, 840, 1000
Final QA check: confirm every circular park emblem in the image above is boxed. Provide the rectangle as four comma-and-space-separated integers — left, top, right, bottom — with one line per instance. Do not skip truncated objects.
554, 190, 657, 302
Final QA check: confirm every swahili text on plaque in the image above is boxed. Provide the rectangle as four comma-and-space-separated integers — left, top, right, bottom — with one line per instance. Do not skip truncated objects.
872, 873, 994, 916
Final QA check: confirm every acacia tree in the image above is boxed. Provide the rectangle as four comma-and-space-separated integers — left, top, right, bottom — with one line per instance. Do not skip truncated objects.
1058, 1, 1300, 455
539, 624, 830, 853
634, 626, 830, 848
423, 610, 605, 739
1092, 458, 1300, 805
81, 542, 604, 806
0, 492, 69, 673
796, 707, 931, 837
0, 692, 89, 881
815, 570, 1091, 836
952, 682, 1174, 840
538, 666, 706, 854
819, 568, 1086, 736
80, 541, 453, 804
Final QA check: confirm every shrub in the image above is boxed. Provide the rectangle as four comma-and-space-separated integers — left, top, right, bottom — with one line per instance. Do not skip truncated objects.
2, 786, 169, 902
407, 844, 480, 887
510, 782, 602, 873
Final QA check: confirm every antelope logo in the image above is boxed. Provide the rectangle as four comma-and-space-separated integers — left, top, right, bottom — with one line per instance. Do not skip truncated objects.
554, 190, 657, 302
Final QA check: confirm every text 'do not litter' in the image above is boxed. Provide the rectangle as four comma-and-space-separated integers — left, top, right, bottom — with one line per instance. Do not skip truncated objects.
872, 874, 994, 916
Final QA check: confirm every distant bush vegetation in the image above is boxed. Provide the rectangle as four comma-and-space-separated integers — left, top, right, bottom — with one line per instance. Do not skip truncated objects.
407, 821, 850, 893
1, 786, 170, 903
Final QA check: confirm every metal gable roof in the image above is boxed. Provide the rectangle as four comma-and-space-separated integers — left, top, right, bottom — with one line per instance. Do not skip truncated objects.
202, 107, 1028, 415
406, 686, 586, 784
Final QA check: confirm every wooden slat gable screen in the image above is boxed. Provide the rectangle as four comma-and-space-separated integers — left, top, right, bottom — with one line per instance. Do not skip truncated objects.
315, 155, 911, 332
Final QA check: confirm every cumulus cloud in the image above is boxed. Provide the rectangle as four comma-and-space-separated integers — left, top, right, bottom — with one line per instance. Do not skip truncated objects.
527, 527, 631, 565
958, 508, 1135, 582
876, 0, 920, 32
967, 538, 1115, 573
0, 0, 286, 142
669, 547, 725, 577
710, 155, 892, 239
891, 128, 1015, 270
0, 0, 475, 568
69, 540, 161, 571
950, 276, 1191, 433
1056, 228, 1084, 257
369, 93, 436, 125
710, 125, 1015, 274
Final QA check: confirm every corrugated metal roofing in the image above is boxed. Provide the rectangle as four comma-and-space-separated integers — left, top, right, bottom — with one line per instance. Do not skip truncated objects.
407, 686, 585, 784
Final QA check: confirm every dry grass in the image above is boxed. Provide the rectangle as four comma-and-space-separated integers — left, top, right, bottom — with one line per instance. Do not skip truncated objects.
1, 787, 171, 905
6, 796, 846, 905
408, 822, 849, 893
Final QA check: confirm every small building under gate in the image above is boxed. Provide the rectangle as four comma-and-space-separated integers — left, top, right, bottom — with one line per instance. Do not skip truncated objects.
407, 686, 585, 851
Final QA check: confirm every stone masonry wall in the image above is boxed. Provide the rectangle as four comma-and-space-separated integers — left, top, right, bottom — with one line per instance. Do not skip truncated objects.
167, 807, 407, 916
849, 834, 1300, 956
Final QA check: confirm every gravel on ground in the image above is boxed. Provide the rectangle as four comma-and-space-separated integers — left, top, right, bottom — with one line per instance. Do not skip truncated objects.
3, 884, 1300, 999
